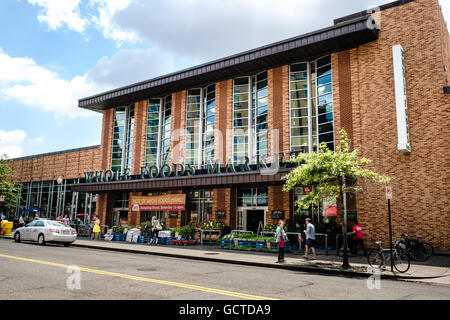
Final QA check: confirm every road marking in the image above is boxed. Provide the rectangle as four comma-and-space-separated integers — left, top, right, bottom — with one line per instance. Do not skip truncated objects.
0, 253, 278, 300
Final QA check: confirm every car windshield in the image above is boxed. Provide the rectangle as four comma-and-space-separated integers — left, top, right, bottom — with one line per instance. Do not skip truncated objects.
47, 221, 68, 228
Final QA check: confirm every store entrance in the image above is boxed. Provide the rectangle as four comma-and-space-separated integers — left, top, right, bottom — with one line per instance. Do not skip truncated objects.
246, 210, 265, 234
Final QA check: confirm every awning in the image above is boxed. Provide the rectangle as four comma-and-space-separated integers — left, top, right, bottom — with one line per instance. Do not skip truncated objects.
70, 167, 293, 193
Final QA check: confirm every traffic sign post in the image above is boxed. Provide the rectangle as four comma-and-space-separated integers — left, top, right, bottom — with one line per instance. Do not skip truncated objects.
386, 186, 393, 272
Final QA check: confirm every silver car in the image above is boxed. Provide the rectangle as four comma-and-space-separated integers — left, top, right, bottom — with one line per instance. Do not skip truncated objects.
13, 219, 77, 247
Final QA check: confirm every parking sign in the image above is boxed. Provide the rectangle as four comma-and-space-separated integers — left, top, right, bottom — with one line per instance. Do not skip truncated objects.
385, 186, 392, 200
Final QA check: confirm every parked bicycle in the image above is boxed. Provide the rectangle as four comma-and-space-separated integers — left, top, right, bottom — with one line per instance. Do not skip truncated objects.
367, 240, 410, 273
400, 233, 433, 262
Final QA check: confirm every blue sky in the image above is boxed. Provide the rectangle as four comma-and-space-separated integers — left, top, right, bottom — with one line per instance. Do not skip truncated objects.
0, 0, 449, 158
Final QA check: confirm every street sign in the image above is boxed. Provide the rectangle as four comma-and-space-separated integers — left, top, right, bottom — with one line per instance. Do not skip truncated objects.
385, 186, 392, 200
0, 195, 5, 202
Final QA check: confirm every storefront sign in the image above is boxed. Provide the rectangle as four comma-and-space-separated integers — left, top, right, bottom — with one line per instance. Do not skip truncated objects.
168, 211, 178, 218
83, 153, 288, 184
303, 186, 312, 195
271, 210, 285, 219
215, 211, 226, 219
130, 194, 186, 211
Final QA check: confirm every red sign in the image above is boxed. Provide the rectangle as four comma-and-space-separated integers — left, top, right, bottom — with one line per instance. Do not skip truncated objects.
303, 186, 312, 195
385, 186, 392, 200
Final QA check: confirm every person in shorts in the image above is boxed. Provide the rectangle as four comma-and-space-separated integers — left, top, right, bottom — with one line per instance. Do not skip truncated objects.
302, 218, 317, 260
149, 216, 160, 245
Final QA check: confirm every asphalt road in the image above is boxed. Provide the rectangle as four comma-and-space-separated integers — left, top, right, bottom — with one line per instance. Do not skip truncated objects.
0, 238, 449, 300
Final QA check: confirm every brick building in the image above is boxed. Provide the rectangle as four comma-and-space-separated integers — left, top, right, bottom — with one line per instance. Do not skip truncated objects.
6, 0, 450, 250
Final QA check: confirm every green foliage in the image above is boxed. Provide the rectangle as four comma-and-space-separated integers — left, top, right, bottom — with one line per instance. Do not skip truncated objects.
283, 129, 390, 212
171, 225, 198, 239
200, 220, 230, 234
220, 233, 276, 242
0, 155, 20, 212
262, 222, 278, 232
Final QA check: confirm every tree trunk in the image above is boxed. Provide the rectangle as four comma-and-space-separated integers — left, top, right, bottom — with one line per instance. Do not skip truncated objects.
340, 177, 350, 269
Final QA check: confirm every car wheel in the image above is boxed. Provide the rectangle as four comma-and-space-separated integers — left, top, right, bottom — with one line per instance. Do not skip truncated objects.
14, 232, 21, 243
63, 243, 70, 247
38, 234, 46, 246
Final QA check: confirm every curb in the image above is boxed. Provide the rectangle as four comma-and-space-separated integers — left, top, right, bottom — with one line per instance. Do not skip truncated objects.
2, 236, 446, 281
70, 242, 431, 281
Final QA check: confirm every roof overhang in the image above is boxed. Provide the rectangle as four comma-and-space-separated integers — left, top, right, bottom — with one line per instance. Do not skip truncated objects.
79, 16, 379, 112
70, 168, 293, 193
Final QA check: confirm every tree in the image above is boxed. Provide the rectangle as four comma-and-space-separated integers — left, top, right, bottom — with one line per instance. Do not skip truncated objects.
0, 155, 20, 216
282, 129, 390, 269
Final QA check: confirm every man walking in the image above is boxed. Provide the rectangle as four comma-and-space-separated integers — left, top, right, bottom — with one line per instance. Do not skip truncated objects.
348, 220, 367, 255
303, 218, 316, 260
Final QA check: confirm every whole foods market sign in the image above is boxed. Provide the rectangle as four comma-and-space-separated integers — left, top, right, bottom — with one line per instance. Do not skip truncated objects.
84, 154, 286, 184
130, 194, 186, 211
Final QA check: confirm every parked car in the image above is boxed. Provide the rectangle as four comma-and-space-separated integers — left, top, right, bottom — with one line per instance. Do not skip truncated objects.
13, 219, 77, 247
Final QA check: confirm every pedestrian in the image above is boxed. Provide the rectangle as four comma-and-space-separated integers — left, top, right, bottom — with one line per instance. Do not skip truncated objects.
275, 220, 287, 263
63, 215, 70, 225
302, 218, 317, 260
91, 217, 101, 240
19, 216, 25, 227
149, 216, 161, 245
348, 220, 367, 255
34, 213, 39, 220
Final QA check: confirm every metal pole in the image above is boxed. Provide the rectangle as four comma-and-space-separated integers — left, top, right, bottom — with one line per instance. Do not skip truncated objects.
388, 199, 394, 272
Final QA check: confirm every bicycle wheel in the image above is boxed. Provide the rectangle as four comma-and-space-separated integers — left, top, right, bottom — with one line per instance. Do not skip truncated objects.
393, 250, 410, 273
367, 250, 383, 269
421, 242, 434, 260
410, 247, 428, 262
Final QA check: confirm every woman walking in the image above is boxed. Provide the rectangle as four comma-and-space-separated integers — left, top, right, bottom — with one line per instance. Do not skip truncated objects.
91, 216, 101, 240
275, 220, 287, 263
149, 216, 160, 245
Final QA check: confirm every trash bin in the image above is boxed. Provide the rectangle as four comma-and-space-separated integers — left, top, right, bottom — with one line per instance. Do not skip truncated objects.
1, 221, 13, 236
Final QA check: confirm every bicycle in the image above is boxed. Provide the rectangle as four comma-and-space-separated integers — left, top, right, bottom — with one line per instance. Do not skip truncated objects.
401, 233, 433, 262
367, 240, 410, 273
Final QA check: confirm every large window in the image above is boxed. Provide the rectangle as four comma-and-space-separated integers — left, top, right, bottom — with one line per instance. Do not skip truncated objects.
289, 55, 334, 156
13, 179, 94, 223
112, 105, 135, 172
144, 95, 172, 167
189, 189, 212, 223
185, 84, 215, 167
233, 71, 268, 165
237, 188, 268, 207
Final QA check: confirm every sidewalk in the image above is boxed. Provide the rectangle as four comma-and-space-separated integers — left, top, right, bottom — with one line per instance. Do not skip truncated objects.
70, 238, 450, 285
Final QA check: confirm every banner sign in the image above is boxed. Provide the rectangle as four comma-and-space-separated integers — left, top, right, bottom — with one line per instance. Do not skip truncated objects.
130, 194, 186, 211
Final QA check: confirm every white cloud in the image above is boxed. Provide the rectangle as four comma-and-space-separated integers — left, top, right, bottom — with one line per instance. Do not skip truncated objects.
27, 0, 88, 33
0, 46, 176, 119
0, 48, 110, 119
89, 0, 139, 45
86, 47, 176, 87
0, 130, 27, 158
